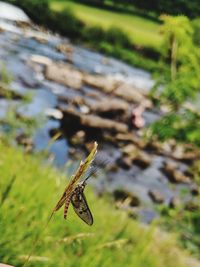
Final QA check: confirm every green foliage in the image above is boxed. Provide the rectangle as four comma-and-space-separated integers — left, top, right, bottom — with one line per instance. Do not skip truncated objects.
49, 0, 162, 50
192, 18, 200, 46
72, 0, 200, 18
0, 66, 39, 145
104, 27, 132, 49
96, 42, 158, 72
149, 15, 200, 147
82, 25, 105, 43
3, 0, 161, 72
48, 8, 84, 38
0, 64, 13, 85
80, 21, 159, 70
147, 113, 181, 142
156, 15, 200, 108
102, 0, 200, 18
148, 110, 200, 146
159, 201, 200, 258
0, 143, 192, 267
83, 25, 132, 49
140, 0, 200, 17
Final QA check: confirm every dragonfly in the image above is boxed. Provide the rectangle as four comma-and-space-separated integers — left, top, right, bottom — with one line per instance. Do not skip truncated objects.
70, 169, 96, 225
49, 142, 98, 225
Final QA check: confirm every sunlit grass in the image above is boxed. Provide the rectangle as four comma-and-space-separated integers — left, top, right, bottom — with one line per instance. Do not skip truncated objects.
0, 143, 192, 267
49, 0, 162, 50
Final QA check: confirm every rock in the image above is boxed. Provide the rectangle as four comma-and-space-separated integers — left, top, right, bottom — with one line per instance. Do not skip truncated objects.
148, 190, 164, 204
31, 35, 48, 44
171, 171, 191, 184
163, 162, 191, 184
45, 108, 63, 119
190, 185, 200, 196
134, 151, 152, 168
114, 83, 152, 107
56, 43, 73, 62
102, 132, 117, 143
0, 26, 5, 33
117, 156, 132, 170
60, 106, 128, 133
105, 162, 119, 172
171, 144, 200, 162
122, 144, 138, 158
169, 197, 181, 209
83, 73, 119, 93
113, 189, 140, 207
68, 147, 76, 156
15, 20, 30, 29
85, 90, 101, 100
115, 133, 147, 148
30, 54, 53, 66
70, 130, 86, 146
79, 105, 90, 114
16, 133, 33, 146
101, 56, 110, 65
80, 113, 128, 133
19, 73, 39, 88
148, 140, 172, 155
58, 95, 86, 107
152, 141, 200, 162
16, 133, 34, 153
89, 98, 129, 117
121, 143, 151, 168
0, 2, 30, 22
45, 63, 83, 89
185, 199, 200, 211
56, 43, 73, 54
115, 201, 138, 218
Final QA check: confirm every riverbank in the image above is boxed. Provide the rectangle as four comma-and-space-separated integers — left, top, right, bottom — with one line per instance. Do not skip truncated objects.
0, 2, 200, 261
2, 0, 161, 72
49, 0, 162, 50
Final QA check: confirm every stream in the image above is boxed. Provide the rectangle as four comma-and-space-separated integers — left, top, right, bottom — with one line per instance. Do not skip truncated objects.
0, 3, 197, 223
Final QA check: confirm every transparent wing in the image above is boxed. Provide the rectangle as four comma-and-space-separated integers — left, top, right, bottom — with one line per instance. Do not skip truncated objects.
71, 188, 93, 226
52, 142, 98, 214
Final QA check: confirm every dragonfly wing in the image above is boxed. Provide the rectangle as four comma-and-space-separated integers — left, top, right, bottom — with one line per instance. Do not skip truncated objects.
71, 187, 93, 225
51, 142, 97, 218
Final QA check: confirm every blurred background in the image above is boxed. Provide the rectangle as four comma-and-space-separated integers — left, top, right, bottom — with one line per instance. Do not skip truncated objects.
0, 0, 200, 266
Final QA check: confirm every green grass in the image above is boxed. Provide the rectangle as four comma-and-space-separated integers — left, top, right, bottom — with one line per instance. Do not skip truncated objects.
0, 142, 194, 267
49, 0, 162, 50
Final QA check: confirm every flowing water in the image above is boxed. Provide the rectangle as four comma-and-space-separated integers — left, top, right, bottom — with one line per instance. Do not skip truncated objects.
0, 10, 194, 222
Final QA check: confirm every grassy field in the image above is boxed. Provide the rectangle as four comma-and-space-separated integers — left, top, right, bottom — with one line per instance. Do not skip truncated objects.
49, 0, 162, 50
0, 142, 193, 267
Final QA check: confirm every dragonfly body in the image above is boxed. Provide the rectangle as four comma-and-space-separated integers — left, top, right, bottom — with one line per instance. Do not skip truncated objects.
51, 142, 98, 225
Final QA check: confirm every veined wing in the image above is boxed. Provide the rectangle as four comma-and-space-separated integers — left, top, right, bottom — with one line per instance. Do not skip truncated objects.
52, 142, 98, 215
71, 185, 93, 225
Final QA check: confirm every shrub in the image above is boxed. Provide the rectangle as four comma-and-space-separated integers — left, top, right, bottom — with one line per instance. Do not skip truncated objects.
105, 27, 132, 49
47, 9, 84, 39
192, 18, 200, 46
82, 25, 105, 43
